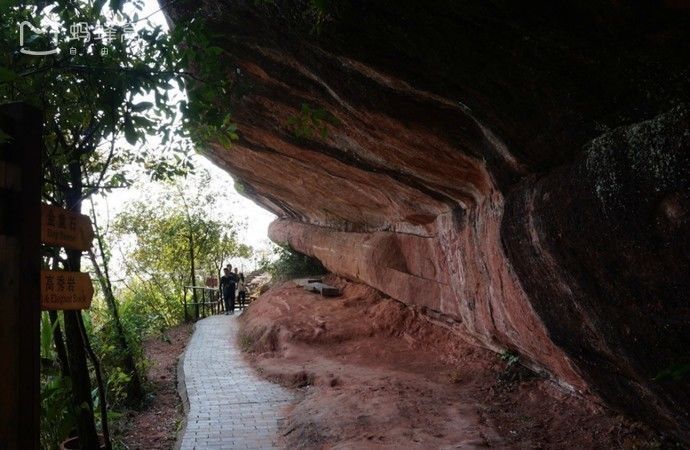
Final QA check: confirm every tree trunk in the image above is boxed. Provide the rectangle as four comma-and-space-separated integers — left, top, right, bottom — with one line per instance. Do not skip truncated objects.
77, 314, 112, 450
89, 204, 144, 405
188, 230, 197, 318
49, 257, 71, 378
63, 311, 99, 448
177, 187, 198, 314
64, 162, 100, 449
48, 311, 70, 378
88, 249, 144, 406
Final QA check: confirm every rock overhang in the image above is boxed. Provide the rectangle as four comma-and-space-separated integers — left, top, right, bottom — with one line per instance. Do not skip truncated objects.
166, 0, 690, 442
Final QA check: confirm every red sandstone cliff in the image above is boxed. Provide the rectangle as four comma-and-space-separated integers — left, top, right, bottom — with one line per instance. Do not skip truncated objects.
166, 0, 690, 441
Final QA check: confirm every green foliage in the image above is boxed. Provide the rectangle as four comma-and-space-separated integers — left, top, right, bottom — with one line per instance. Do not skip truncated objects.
105, 367, 132, 408
0, 127, 12, 144
654, 362, 690, 382
310, 0, 329, 12
40, 313, 56, 360
259, 243, 326, 281
499, 349, 520, 367
234, 179, 246, 195
497, 349, 538, 385
0, 0, 245, 445
87, 303, 146, 405
112, 173, 252, 327
239, 334, 254, 352
287, 103, 338, 139
118, 279, 184, 334
39, 313, 75, 450
304, 0, 333, 34
41, 373, 75, 449
0, 66, 17, 82
0, 0, 239, 200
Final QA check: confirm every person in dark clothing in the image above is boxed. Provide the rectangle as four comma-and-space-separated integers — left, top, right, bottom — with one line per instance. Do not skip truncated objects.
219, 267, 237, 315
237, 273, 247, 308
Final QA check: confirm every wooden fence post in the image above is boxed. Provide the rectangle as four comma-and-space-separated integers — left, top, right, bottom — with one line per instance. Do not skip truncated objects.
0, 103, 42, 450
183, 286, 189, 322
194, 287, 199, 321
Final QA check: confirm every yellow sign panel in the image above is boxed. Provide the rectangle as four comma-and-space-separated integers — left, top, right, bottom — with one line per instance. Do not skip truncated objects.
41, 204, 94, 251
40, 270, 94, 310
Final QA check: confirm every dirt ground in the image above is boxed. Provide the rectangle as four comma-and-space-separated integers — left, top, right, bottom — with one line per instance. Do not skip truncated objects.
116, 323, 193, 450
239, 276, 663, 449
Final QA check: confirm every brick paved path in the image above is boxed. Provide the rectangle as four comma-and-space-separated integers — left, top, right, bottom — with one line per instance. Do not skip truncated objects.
177, 315, 294, 450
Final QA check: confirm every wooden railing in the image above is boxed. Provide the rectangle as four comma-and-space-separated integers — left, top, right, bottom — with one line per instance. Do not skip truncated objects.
183, 286, 222, 322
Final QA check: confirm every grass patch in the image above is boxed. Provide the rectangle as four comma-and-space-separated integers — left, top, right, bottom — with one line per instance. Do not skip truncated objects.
239, 334, 254, 352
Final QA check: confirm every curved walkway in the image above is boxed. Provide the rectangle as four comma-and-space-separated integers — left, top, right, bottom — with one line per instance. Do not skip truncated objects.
177, 315, 293, 450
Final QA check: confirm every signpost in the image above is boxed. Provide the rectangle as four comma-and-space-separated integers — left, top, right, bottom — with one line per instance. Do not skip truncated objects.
40, 203, 96, 310
1, 104, 96, 450
41, 203, 94, 251
41, 270, 94, 310
41, 204, 97, 447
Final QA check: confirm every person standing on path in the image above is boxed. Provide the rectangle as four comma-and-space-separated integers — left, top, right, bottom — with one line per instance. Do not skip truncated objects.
237, 273, 247, 308
220, 267, 237, 314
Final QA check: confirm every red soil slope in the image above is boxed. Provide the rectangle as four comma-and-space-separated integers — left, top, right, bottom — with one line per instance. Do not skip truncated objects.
239, 277, 660, 449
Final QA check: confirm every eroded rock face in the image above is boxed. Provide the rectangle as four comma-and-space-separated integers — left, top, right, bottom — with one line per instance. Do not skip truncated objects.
166, 0, 690, 440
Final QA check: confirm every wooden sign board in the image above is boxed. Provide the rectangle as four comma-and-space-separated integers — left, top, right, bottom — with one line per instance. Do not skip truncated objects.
40, 270, 94, 310
41, 204, 94, 251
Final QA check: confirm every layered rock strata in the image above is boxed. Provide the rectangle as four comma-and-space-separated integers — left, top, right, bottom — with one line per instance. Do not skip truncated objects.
166, 0, 690, 440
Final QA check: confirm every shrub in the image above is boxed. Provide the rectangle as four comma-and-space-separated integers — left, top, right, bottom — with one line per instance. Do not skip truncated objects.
260, 245, 326, 281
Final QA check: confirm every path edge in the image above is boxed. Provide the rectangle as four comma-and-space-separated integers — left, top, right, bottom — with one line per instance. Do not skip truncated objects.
173, 322, 196, 450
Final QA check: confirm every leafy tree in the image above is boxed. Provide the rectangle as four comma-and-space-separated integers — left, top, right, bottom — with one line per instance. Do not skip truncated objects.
113, 175, 252, 323
258, 243, 326, 282
1, 1, 238, 447
88, 200, 144, 408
